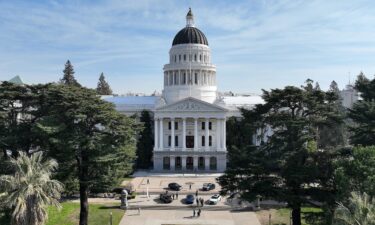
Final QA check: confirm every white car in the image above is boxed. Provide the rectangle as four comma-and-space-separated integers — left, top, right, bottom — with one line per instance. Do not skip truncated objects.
209, 194, 222, 205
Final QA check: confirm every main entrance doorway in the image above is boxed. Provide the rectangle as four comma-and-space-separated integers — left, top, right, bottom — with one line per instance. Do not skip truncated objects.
186, 136, 194, 148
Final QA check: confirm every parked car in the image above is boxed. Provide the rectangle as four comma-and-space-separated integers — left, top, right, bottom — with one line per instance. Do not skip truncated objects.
185, 194, 195, 204
209, 194, 222, 205
202, 183, 215, 191
159, 193, 173, 203
168, 182, 182, 191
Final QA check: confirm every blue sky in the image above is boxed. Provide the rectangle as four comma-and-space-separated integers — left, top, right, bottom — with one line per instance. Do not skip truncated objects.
1, 0, 375, 94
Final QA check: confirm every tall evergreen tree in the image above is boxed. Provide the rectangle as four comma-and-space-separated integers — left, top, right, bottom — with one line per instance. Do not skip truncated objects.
60, 60, 80, 87
136, 110, 154, 169
96, 73, 113, 95
348, 73, 375, 146
318, 80, 347, 148
35, 85, 136, 225
218, 83, 341, 225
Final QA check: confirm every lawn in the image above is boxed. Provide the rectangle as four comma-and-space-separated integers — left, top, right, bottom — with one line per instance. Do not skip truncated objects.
0, 202, 125, 225
256, 207, 323, 225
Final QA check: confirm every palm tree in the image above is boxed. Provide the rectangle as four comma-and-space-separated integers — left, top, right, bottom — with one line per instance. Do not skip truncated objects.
333, 192, 375, 225
0, 152, 64, 225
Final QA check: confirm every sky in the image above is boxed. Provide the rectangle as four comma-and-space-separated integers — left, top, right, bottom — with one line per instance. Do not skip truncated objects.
1, 0, 375, 95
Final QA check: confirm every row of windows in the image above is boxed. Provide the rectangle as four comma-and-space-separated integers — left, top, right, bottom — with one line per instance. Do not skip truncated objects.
168, 135, 213, 146
164, 72, 215, 86
168, 121, 212, 130
170, 53, 209, 63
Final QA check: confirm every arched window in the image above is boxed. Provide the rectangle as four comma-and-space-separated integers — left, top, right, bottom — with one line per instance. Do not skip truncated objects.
184, 54, 186, 61
209, 157, 217, 170
174, 55, 177, 62
194, 54, 197, 61
194, 73, 198, 85
179, 55, 181, 62
183, 73, 186, 84
200, 54, 202, 61
163, 157, 170, 170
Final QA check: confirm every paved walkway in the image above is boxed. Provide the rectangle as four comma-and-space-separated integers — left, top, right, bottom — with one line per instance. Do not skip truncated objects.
119, 194, 261, 225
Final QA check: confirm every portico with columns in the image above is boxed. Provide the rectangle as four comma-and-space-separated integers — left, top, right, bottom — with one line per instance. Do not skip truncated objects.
152, 8, 228, 172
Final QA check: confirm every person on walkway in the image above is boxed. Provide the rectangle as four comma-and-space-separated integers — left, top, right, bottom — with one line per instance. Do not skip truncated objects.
196, 198, 199, 206
147, 179, 150, 184
200, 198, 204, 207
189, 184, 192, 190
197, 208, 201, 217
193, 209, 196, 217
172, 194, 175, 199
196, 190, 198, 197
176, 192, 179, 199
138, 207, 141, 215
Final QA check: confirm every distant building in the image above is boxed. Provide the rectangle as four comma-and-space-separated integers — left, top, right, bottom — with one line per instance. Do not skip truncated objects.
340, 84, 358, 109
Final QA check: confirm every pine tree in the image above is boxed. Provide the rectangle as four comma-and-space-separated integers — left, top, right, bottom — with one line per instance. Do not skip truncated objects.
136, 110, 153, 169
60, 60, 80, 86
348, 72, 375, 146
96, 73, 113, 95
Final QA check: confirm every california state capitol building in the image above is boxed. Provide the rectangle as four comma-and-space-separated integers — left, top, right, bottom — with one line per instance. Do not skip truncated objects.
102, 9, 358, 173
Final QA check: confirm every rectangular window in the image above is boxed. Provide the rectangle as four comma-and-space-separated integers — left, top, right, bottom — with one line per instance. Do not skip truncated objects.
209, 136, 212, 146
202, 136, 205, 146
201, 121, 205, 130
168, 136, 171, 147
175, 121, 178, 130
200, 55, 202, 61
209, 122, 212, 130
195, 73, 198, 84
183, 73, 186, 84
175, 136, 178, 147
184, 54, 186, 61
174, 55, 177, 62
194, 54, 197, 61
168, 122, 171, 130
179, 55, 181, 61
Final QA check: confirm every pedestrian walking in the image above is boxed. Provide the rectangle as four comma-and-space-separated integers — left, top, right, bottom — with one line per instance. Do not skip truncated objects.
193, 209, 196, 217
197, 208, 201, 217
172, 194, 175, 199
138, 207, 141, 215
200, 198, 204, 207
196, 190, 198, 197
189, 184, 192, 190
196, 198, 199, 206
147, 179, 150, 184
176, 192, 179, 199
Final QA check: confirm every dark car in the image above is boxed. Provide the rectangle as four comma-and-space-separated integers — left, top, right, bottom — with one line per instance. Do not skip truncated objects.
202, 183, 215, 191
159, 193, 173, 203
185, 194, 195, 204
168, 182, 181, 191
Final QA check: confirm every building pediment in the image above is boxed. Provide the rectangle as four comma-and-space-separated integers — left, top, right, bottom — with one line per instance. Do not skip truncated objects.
156, 97, 227, 112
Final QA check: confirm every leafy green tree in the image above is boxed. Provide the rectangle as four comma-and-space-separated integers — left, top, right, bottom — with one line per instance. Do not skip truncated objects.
218, 82, 341, 225
333, 192, 375, 225
335, 146, 375, 199
348, 73, 375, 146
60, 60, 81, 86
96, 73, 113, 95
136, 110, 153, 169
35, 85, 136, 225
0, 152, 63, 225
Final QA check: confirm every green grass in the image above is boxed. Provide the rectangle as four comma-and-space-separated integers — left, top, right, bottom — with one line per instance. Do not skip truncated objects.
0, 202, 125, 225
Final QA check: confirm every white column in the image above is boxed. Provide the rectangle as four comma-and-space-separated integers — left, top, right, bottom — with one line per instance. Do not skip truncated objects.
170, 156, 175, 171
194, 118, 198, 150
223, 118, 226, 150
205, 156, 210, 171
193, 156, 198, 170
159, 118, 163, 149
154, 118, 158, 150
182, 156, 187, 170
216, 119, 220, 151
205, 118, 209, 151
182, 118, 186, 150
171, 118, 175, 150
